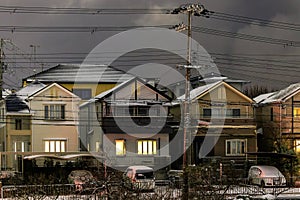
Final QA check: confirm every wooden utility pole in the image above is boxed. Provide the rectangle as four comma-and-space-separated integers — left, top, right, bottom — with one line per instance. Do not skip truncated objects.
0, 38, 4, 100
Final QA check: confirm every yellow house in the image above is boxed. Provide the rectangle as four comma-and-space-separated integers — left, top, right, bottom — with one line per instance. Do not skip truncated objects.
5, 93, 32, 170
22, 64, 134, 100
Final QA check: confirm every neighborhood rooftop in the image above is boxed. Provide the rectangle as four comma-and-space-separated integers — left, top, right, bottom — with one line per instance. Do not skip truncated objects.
254, 82, 300, 104
24, 64, 134, 83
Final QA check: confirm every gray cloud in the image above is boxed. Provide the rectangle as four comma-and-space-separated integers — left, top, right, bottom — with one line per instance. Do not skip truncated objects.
1, 0, 299, 90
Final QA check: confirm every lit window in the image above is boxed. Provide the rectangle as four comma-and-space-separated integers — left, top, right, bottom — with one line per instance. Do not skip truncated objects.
44, 139, 66, 152
226, 139, 246, 156
13, 141, 30, 152
44, 104, 65, 120
294, 108, 300, 118
116, 139, 126, 156
137, 140, 157, 155
295, 140, 300, 153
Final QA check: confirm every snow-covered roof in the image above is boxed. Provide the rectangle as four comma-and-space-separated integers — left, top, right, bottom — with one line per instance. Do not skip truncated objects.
17, 80, 46, 100
254, 83, 300, 104
177, 81, 221, 100
253, 92, 276, 104
24, 64, 134, 83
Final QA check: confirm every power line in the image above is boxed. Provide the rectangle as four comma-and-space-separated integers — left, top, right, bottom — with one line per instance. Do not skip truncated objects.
0, 25, 298, 47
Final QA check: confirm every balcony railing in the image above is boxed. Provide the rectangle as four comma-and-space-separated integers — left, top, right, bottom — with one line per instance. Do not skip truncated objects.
101, 116, 175, 134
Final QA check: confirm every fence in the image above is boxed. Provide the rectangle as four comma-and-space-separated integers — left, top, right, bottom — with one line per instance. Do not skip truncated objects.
2, 181, 300, 199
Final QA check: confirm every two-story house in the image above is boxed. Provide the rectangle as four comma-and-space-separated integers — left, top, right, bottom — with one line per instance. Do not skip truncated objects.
171, 81, 256, 172
254, 83, 300, 154
79, 77, 174, 171
22, 64, 134, 100
5, 81, 81, 159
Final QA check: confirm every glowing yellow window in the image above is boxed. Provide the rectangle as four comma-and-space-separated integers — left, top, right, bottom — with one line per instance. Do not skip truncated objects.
294, 108, 300, 118
295, 140, 300, 153
137, 140, 157, 155
116, 139, 126, 156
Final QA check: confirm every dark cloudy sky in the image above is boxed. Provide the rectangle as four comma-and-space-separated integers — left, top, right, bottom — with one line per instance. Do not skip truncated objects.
1, 0, 300, 90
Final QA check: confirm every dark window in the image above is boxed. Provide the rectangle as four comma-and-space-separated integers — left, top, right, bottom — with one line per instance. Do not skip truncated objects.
270, 108, 273, 121
15, 119, 22, 130
203, 108, 211, 117
14, 118, 30, 130
72, 89, 92, 100
232, 109, 241, 117
45, 105, 49, 119
44, 104, 66, 120
61, 105, 65, 119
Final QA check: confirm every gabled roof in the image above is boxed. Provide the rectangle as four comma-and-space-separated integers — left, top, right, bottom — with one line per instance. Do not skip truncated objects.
177, 81, 253, 102
177, 81, 221, 100
17, 80, 46, 100
23, 64, 134, 84
254, 83, 300, 104
28, 82, 80, 100
94, 77, 172, 101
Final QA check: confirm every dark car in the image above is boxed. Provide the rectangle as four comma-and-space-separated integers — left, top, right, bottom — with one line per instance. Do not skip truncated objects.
68, 170, 94, 191
167, 170, 183, 188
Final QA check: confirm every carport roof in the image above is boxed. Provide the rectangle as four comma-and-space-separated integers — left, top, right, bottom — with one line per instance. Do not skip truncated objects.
246, 152, 296, 159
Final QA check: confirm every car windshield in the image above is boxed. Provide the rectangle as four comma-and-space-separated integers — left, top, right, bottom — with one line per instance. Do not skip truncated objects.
135, 171, 154, 179
260, 167, 282, 176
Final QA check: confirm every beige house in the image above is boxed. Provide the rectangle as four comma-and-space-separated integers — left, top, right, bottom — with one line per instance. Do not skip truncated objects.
6, 81, 81, 153
171, 81, 256, 172
26, 82, 81, 152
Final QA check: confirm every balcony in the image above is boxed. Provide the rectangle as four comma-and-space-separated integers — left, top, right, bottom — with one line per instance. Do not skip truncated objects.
199, 117, 256, 126
101, 116, 175, 134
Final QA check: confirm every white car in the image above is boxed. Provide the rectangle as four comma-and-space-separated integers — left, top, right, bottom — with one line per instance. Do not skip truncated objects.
248, 165, 286, 187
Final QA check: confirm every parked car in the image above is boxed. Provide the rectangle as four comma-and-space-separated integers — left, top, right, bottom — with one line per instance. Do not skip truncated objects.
167, 170, 183, 188
123, 165, 155, 191
248, 165, 286, 187
68, 170, 94, 191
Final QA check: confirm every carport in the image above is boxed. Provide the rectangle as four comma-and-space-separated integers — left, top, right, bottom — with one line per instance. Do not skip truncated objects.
247, 152, 297, 186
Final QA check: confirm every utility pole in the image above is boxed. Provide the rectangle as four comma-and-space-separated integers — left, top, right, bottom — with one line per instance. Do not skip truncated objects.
171, 2, 209, 168
0, 39, 4, 99
171, 4, 211, 200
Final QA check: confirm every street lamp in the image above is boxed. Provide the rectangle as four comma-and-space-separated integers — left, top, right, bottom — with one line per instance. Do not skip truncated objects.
171, 3, 211, 168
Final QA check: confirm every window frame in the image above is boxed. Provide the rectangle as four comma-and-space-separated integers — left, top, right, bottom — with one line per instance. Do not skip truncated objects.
72, 88, 92, 100
137, 139, 157, 155
115, 139, 126, 156
44, 104, 66, 120
225, 139, 246, 156
44, 139, 67, 152
13, 117, 30, 130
